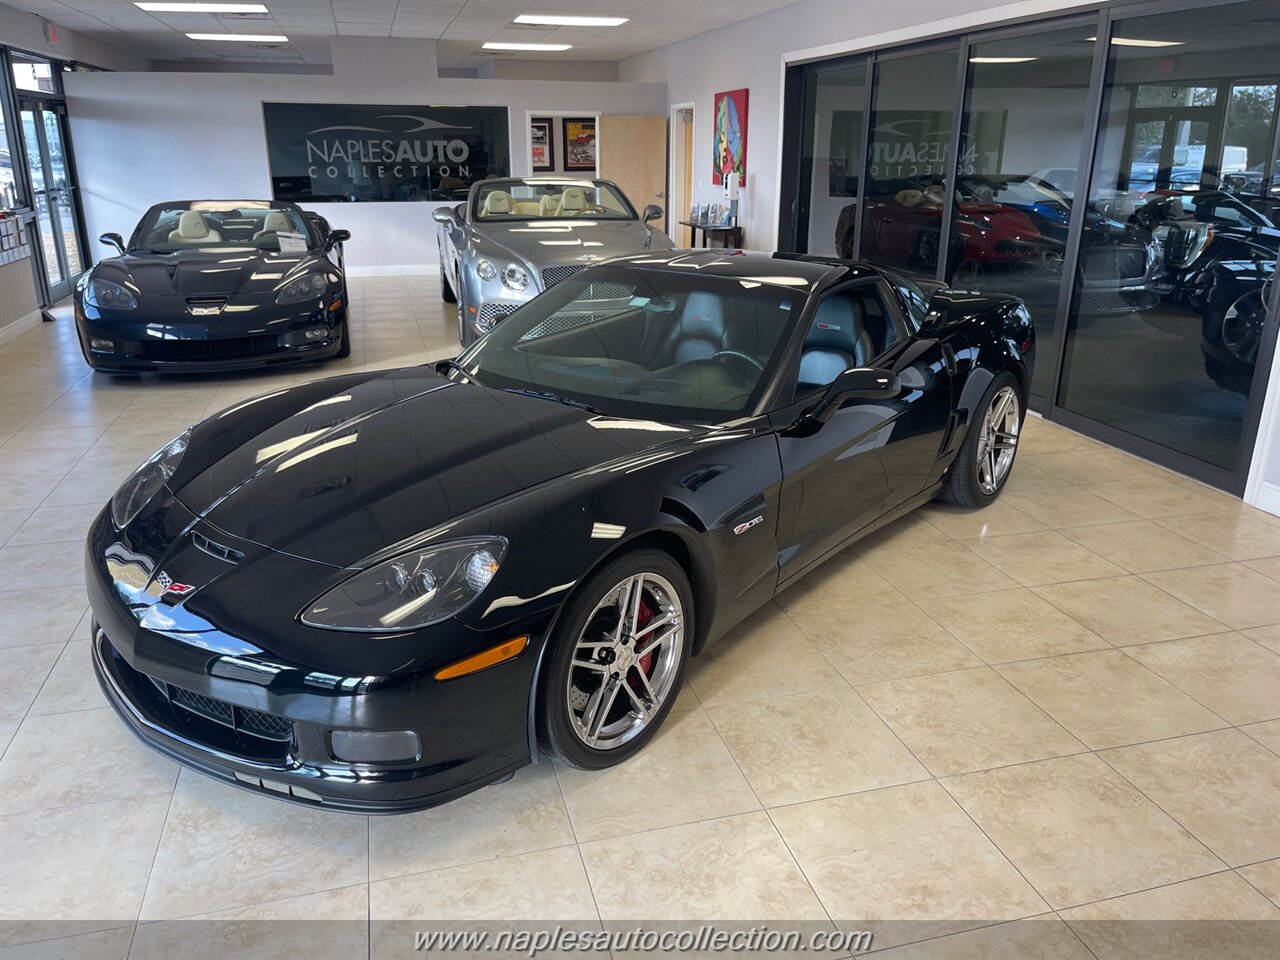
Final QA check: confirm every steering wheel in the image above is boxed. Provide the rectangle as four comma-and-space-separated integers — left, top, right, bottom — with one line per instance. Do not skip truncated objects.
711, 350, 765, 375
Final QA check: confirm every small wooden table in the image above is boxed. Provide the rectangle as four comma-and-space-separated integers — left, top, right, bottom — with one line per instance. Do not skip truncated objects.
679, 221, 744, 249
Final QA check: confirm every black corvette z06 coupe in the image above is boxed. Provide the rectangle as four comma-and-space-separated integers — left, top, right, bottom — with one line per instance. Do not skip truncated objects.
86, 250, 1033, 812
75, 199, 351, 373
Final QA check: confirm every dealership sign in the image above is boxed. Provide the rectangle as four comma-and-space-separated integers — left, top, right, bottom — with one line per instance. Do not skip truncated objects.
262, 103, 510, 203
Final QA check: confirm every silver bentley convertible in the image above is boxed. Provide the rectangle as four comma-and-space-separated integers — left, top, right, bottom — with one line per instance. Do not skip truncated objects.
433, 177, 674, 346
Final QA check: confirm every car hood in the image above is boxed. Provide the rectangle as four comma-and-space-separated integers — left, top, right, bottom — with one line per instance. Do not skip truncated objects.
96, 248, 324, 298
477, 219, 670, 271
1213, 223, 1280, 254
175, 367, 699, 566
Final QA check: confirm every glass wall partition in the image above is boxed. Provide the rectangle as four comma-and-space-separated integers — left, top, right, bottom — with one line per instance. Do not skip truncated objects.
858, 47, 960, 279
780, 0, 1280, 494
795, 59, 867, 258
949, 24, 1097, 398
1056, 0, 1280, 483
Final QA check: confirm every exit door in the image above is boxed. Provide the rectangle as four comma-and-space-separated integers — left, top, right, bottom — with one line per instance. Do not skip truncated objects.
1123, 107, 1218, 192
19, 98, 85, 302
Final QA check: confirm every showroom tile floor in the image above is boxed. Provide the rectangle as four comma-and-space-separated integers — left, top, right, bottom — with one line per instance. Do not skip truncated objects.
1, 275, 1278, 958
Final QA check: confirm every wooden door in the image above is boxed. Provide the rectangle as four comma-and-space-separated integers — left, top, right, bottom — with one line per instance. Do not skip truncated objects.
599, 115, 668, 227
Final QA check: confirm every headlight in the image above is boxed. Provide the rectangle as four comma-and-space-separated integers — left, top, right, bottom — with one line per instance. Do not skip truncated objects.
111, 429, 190, 528
276, 272, 329, 304
301, 537, 507, 632
475, 258, 498, 281
88, 278, 138, 310
502, 264, 530, 291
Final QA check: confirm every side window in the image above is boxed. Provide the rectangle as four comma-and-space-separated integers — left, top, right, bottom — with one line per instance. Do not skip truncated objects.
797, 285, 901, 391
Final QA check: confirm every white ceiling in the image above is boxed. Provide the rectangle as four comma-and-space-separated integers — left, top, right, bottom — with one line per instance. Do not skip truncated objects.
5, 0, 797, 68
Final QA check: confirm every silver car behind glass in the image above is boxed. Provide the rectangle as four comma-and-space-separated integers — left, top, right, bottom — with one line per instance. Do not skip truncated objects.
434, 177, 675, 346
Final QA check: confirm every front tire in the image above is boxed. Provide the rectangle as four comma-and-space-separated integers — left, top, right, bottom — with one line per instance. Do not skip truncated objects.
940, 372, 1023, 507
536, 549, 693, 770
334, 314, 352, 358
441, 261, 457, 303
457, 282, 477, 349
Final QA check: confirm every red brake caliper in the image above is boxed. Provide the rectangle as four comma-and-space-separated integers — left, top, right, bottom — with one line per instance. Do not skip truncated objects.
630, 596, 656, 695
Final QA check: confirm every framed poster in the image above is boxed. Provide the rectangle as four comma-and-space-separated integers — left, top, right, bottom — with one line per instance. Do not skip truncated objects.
262, 102, 510, 203
562, 117, 597, 171
712, 88, 748, 186
530, 117, 554, 172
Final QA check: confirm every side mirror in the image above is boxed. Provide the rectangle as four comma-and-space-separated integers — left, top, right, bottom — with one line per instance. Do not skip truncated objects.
327, 228, 351, 246
432, 207, 458, 226
811, 367, 900, 423
642, 204, 664, 223
99, 232, 125, 255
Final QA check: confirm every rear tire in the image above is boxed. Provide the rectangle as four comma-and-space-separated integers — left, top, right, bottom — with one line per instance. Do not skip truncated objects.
939, 371, 1023, 507
441, 262, 457, 303
536, 548, 693, 770
457, 283, 476, 348
334, 312, 352, 358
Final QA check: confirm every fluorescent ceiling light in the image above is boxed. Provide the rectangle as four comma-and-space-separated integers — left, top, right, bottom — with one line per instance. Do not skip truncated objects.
137, 3, 269, 11
1087, 36, 1185, 47
187, 32, 288, 41
969, 56, 1038, 63
513, 14, 629, 27
482, 41, 572, 51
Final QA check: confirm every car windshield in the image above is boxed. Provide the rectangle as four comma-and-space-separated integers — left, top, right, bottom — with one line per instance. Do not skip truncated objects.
473, 179, 637, 222
130, 202, 314, 253
455, 266, 800, 423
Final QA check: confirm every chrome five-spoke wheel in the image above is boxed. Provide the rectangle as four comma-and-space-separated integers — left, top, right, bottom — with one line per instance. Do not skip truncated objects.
976, 385, 1020, 495
566, 572, 684, 751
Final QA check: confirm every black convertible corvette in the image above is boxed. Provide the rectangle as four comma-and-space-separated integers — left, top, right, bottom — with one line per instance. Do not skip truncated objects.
86, 250, 1032, 812
75, 199, 351, 372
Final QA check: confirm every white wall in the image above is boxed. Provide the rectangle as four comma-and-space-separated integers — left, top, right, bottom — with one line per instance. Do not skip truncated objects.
0, 0, 148, 71
478, 60, 618, 83
0, 258, 38, 338
63, 37, 664, 273
619, 0, 1103, 250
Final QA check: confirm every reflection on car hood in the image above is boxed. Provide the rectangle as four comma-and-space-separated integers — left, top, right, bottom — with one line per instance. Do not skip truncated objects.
95, 248, 323, 298
1213, 223, 1280, 253
175, 366, 699, 566
475, 219, 668, 270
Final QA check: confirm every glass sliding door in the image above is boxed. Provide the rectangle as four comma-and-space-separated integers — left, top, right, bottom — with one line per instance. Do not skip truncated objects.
18, 99, 84, 302
1056, 0, 1279, 486
794, 59, 867, 257
859, 46, 960, 278
949, 22, 1098, 399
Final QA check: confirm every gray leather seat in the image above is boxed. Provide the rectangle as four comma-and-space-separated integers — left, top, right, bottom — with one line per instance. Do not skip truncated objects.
798, 294, 875, 387
666, 291, 729, 364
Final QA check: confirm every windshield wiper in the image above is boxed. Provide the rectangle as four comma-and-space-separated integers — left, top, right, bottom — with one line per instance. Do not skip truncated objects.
503, 388, 604, 415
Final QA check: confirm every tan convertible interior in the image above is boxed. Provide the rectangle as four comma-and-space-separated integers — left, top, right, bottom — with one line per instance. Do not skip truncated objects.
478, 186, 606, 219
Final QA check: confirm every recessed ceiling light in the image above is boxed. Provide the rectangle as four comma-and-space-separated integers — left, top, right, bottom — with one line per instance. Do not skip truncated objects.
482, 42, 573, 51
1087, 36, 1185, 47
513, 14, 629, 27
137, 3, 269, 11
187, 32, 288, 41
969, 56, 1038, 63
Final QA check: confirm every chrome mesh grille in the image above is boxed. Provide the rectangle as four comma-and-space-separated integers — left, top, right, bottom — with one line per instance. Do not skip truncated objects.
1079, 244, 1149, 282
476, 302, 517, 331
542, 265, 587, 288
